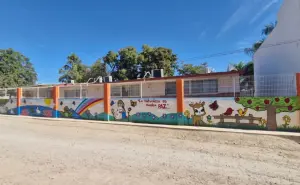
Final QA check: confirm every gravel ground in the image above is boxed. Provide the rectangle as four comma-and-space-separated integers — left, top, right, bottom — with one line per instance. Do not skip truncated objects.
0, 116, 300, 185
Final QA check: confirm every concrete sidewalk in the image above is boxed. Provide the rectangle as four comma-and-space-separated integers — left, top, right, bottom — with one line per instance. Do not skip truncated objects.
1, 114, 300, 138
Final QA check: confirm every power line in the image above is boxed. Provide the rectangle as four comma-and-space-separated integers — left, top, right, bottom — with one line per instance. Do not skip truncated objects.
179, 38, 300, 62
104, 38, 300, 71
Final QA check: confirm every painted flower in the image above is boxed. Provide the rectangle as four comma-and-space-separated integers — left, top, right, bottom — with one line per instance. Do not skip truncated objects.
137, 113, 140, 117
128, 107, 132, 112
178, 113, 182, 117
148, 112, 151, 116
21, 109, 29, 116
43, 110, 53, 117
184, 110, 191, 119
171, 115, 175, 119
162, 114, 167, 118
152, 116, 155, 120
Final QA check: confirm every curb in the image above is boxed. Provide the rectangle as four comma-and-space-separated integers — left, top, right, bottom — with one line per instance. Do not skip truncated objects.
1, 114, 300, 138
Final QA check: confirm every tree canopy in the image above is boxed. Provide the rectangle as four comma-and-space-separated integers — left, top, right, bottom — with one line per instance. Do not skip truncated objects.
177, 63, 206, 76
103, 45, 178, 81
244, 22, 276, 56
232, 61, 246, 71
58, 45, 210, 82
103, 47, 139, 81
235, 97, 300, 113
85, 59, 107, 81
0, 48, 37, 88
59, 54, 88, 83
139, 45, 178, 78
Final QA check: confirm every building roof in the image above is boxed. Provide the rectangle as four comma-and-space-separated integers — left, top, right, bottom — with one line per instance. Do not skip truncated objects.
57, 71, 240, 86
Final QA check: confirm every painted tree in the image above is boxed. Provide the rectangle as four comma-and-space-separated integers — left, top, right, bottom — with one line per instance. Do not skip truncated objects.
235, 97, 300, 130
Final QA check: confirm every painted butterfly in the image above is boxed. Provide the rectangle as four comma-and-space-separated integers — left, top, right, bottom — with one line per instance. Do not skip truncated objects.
130, 100, 137, 107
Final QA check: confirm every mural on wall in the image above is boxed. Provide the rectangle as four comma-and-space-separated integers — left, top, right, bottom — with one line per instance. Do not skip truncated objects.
110, 98, 178, 125
0, 98, 17, 115
58, 98, 107, 120
188, 101, 207, 126
20, 98, 55, 117
184, 97, 300, 129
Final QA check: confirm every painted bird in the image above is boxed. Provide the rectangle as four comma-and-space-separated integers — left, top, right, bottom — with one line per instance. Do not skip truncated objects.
238, 108, 248, 117
223, 108, 234, 116
209, 100, 219, 111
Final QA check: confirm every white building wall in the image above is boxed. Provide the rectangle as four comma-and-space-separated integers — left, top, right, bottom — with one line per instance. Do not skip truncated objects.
254, 0, 300, 96
141, 81, 166, 97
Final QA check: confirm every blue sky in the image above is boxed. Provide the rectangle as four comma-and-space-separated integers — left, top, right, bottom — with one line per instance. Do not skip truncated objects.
0, 0, 282, 83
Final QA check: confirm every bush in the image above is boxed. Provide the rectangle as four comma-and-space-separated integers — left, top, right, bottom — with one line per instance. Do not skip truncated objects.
277, 126, 300, 133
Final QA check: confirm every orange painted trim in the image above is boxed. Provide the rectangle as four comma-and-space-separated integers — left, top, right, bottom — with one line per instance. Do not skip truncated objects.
176, 79, 184, 113
17, 88, 22, 107
52, 86, 59, 110
17, 88, 22, 115
296, 73, 300, 96
104, 83, 111, 114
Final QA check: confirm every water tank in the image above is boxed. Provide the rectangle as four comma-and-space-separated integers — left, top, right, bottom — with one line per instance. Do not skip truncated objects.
253, 0, 300, 96
151, 69, 164, 78
103, 76, 112, 82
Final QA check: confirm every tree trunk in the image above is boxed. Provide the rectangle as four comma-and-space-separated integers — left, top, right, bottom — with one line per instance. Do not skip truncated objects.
266, 105, 277, 131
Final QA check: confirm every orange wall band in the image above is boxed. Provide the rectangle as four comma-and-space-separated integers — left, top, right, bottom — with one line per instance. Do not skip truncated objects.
52, 86, 59, 118
17, 88, 22, 115
176, 79, 184, 113
104, 83, 111, 120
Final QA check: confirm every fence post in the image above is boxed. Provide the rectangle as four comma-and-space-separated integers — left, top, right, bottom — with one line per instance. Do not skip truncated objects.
232, 76, 236, 97
104, 83, 111, 121
176, 79, 184, 125
17, 88, 22, 115
53, 86, 59, 118
296, 73, 300, 96
296, 73, 300, 126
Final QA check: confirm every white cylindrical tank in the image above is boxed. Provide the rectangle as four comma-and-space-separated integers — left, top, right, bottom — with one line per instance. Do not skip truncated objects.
253, 0, 300, 96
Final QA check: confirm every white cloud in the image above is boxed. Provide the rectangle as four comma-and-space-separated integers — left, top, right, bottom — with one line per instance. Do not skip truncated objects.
250, 0, 280, 24
236, 37, 259, 49
198, 30, 207, 40
216, 3, 254, 38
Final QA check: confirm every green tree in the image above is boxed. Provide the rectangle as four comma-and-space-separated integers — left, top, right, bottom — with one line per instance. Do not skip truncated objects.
59, 54, 87, 83
139, 45, 178, 77
242, 61, 254, 76
177, 63, 206, 75
103, 45, 178, 81
103, 47, 139, 81
84, 59, 107, 81
0, 48, 37, 88
245, 22, 276, 56
232, 61, 246, 71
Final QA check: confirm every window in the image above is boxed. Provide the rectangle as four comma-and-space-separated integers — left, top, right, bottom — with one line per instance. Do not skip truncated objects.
82, 89, 87, 98
64, 89, 80, 98
7, 89, 17, 98
111, 84, 140, 97
165, 82, 176, 95
190, 79, 218, 94
0, 89, 5, 97
63, 89, 88, 98
38, 88, 53, 98
111, 86, 121, 97
23, 89, 38, 98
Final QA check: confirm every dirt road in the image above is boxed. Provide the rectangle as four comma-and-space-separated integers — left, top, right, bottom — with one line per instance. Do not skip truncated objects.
0, 116, 300, 185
